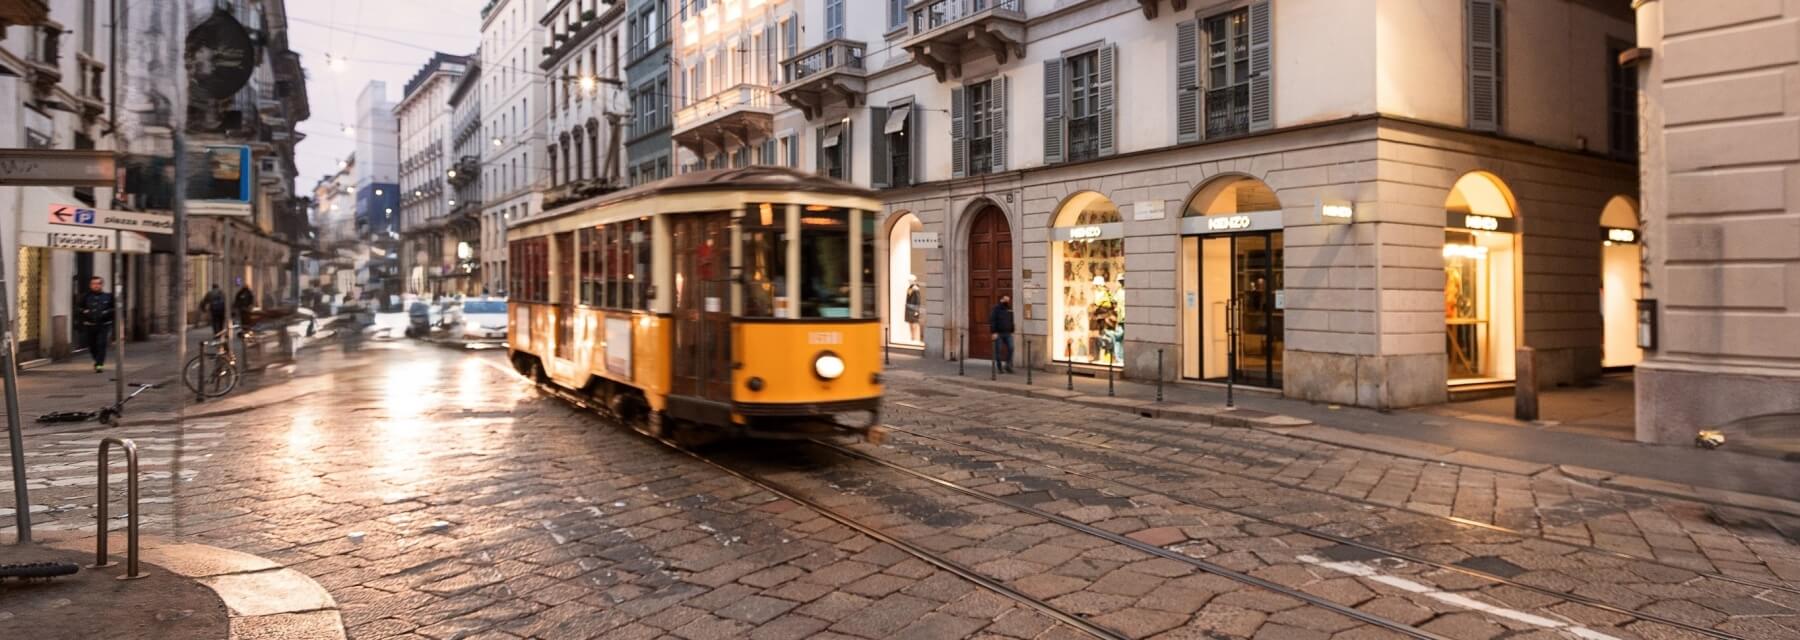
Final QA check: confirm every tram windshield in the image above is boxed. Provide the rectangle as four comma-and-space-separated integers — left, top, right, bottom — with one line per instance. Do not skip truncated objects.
741, 205, 870, 319
801, 209, 852, 318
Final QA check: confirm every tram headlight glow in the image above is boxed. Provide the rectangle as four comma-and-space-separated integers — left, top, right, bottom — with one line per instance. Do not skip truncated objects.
813, 352, 845, 381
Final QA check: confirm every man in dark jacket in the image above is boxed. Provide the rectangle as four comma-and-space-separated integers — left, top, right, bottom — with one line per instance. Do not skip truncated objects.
988, 295, 1015, 374
201, 284, 226, 334
78, 276, 115, 373
233, 283, 255, 327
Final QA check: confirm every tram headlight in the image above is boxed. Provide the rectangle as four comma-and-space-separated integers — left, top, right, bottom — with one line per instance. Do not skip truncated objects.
813, 351, 845, 381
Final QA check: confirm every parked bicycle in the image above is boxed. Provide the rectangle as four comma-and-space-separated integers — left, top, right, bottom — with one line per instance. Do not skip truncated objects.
183, 328, 258, 398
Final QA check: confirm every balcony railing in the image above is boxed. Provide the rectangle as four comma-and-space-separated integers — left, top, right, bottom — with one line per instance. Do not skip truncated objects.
782, 39, 865, 85
909, 0, 1021, 35
674, 84, 776, 131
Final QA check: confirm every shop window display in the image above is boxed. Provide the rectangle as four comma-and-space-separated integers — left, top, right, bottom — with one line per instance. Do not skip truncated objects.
1052, 200, 1126, 366
887, 213, 926, 347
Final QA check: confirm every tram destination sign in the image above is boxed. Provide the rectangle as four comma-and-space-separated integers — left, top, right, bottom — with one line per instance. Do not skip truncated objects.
48, 204, 175, 235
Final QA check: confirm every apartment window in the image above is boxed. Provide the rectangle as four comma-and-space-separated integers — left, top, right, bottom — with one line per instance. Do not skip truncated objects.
817, 123, 849, 179
887, 0, 906, 32
1467, 0, 1503, 132
826, 0, 845, 39
1203, 9, 1251, 138
782, 134, 797, 167
1067, 51, 1101, 161
1607, 42, 1637, 159
872, 104, 913, 188
783, 17, 798, 59
952, 77, 1006, 177
760, 138, 777, 165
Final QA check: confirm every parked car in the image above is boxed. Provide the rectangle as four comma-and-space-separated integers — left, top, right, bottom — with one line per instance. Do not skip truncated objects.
405, 301, 436, 338
458, 299, 508, 340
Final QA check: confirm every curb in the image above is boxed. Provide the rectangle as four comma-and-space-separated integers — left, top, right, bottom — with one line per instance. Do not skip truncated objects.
909, 372, 1800, 521
45, 534, 346, 640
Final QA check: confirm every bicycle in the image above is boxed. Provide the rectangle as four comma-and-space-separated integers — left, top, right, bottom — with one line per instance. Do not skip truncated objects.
184, 328, 257, 398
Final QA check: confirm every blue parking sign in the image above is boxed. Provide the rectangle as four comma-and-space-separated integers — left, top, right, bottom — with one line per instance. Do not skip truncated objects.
74, 209, 95, 225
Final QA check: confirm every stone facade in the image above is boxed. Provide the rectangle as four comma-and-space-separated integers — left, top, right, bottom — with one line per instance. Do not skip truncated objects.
1634, 0, 1800, 443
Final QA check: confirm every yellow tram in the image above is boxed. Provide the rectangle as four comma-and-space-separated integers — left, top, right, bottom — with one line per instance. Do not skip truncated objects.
506, 167, 885, 441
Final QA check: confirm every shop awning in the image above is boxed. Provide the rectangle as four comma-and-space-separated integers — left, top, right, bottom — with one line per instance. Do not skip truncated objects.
883, 108, 910, 135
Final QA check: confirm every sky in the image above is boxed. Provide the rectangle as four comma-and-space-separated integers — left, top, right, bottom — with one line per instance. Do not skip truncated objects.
287, 0, 486, 193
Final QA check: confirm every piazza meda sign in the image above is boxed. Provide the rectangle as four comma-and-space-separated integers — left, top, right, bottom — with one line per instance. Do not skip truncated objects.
48, 204, 175, 235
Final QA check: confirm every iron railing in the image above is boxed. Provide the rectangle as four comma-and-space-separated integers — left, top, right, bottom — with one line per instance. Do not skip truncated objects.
674, 84, 776, 130
782, 39, 867, 85
909, 0, 1022, 36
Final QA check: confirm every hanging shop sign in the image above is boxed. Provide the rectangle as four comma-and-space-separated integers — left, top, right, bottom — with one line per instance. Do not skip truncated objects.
1320, 200, 1354, 224
1447, 212, 1516, 233
1603, 227, 1638, 244
1052, 222, 1125, 242
186, 9, 258, 101
910, 231, 940, 250
0, 149, 119, 187
47, 204, 174, 234
1179, 210, 1283, 235
22, 230, 152, 254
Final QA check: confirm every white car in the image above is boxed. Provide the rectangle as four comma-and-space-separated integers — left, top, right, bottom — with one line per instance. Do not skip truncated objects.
458, 299, 508, 340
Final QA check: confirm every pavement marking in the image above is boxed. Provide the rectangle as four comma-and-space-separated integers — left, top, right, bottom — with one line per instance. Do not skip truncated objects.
1296, 555, 1624, 640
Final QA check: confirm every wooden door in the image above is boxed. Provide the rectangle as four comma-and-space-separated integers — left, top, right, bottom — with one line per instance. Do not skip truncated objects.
965, 207, 1012, 359
671, 213, 733, 401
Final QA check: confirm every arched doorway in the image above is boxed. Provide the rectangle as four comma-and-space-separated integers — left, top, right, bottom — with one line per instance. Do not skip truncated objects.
1444, 172, 1519, 384
965, 205, 1012, 360
1179, 175, 1285, 386
1049, 192, 1127, 366
886, 213, 927, 348
1600, 195, 1642, 368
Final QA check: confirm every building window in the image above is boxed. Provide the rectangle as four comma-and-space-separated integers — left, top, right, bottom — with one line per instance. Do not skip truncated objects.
968, 81, 994, 175
1467, 0, 1503, 132
783, 16, 798, 59
1607, 42, 1636, 159
1066, 51, 1101, 162
874, 105, 912, 188
826, 0, 845, 39
1203, 8, 1251, 138
887, 0, 906, 32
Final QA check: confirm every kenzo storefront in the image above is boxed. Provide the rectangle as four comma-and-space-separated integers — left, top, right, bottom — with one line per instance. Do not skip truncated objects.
1179, 176, 1284, 388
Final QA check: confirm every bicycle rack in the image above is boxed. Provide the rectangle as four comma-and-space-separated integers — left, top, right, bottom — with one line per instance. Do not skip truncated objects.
89, 437, 147, 580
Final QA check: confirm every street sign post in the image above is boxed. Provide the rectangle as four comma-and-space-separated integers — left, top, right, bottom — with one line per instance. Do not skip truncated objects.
48, 204, 175, 235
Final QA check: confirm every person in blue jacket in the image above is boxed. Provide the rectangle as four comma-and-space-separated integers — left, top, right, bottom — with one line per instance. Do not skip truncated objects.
988, 295, 1015, 374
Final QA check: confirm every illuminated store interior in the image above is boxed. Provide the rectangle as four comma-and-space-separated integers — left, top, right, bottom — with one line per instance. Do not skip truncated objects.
1444, 172, 1519, 385
1049, 192, 1126, 366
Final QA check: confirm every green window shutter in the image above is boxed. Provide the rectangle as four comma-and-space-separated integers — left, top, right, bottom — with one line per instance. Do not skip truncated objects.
1467, 0, 1500, 132
870, 106, 890, 188
815, 126, 826, 175
1175, 20, 1200, 143
990, 75, 1008, 172
1248, 0, 1274, 132
1043, 58, 1065, 165
1098, 44, 1117, 157
950, 86, 967, 178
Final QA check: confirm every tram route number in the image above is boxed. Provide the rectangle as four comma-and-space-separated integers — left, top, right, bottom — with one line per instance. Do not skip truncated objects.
808, 331, 843, 346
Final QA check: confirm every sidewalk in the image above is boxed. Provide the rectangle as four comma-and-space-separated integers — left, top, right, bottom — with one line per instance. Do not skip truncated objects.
884, 351, 1800, 517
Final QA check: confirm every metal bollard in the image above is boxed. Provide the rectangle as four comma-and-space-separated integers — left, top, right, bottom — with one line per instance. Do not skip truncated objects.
990, 335, 998, 381
1108, 362, 1116, 397
91, 437, 146, 580
1025, 338, 1033, 385
958, 333, 966, 376
1066, 356, 1074, 391
1157, 349, 1165, 403
194, 338, 206, 402
883, 326, 890, 365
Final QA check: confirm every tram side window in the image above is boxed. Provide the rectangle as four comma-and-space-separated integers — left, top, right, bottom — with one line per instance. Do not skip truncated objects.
801, 209, 852, 318
743, 204, 788, 317
632, 219, 651, 309
861, 212, 877, 319
619, 219, 640, 310
579, 227, 602, 306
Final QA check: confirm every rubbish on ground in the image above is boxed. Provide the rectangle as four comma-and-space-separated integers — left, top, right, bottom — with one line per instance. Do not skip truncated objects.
1696, 429, 1726, 449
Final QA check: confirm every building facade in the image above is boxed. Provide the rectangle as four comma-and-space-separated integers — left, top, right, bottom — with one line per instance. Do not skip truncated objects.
623, 0, 672, 185
310, 154, 360, 306
540, 0, 629, 212
395, 53, 470, 298
481, 0, 548, 293
353, 81, 402, 308
448, 57, 489, 294
668, 0, 797, 173
778, 0, 1637, 412
1633, 0, 1800, 444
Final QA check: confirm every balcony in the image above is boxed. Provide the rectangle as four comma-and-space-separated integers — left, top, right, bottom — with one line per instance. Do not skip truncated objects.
448, 155, 479, 186
672, 84, 779, 154
778, 39, 867, 121
902, 0, 1026, 82
1135, 0, 1190, 19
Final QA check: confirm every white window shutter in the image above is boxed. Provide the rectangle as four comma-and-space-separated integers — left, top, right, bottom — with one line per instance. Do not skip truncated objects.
1467, 0, 1499, 132
1248, 0, 1274, 132
951, 86, 967, 178
871, 106, 890, 188
1175, 20, 1200, 144
991, 75, 1008, 172
1043, 59, 1065, 165
1098, 44, 1117, 157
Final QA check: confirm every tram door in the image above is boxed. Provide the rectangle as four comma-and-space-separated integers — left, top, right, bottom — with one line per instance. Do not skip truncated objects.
671, 213, 733, 401
555, 232, 576, 361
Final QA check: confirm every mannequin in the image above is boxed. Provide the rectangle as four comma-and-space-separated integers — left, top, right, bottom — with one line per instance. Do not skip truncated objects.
1110, 277, 1126, 364
904, 274, 923, 343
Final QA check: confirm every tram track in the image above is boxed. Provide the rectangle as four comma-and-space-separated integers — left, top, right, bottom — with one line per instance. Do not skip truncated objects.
836, 421, 1769, 640
888, 388, 1800, 601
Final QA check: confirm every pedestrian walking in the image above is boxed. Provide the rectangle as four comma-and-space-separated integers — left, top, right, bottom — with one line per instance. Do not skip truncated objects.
201, 284, 226, 334
233, 282, 255, 328
77, 276, 115, 373
989, 295, 1015, 374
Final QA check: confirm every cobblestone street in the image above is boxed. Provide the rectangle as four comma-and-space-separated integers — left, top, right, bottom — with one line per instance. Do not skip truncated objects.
4, 343, 1798, 639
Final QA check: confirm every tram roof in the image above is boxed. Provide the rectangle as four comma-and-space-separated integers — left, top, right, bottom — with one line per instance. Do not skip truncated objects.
520, 167, 883, 232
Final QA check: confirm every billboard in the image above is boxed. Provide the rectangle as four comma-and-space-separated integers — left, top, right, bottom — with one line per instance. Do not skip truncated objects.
186, 145, 252, 201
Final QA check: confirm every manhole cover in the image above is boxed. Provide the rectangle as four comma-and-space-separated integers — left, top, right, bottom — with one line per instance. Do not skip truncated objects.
1455, 555, 1525, 578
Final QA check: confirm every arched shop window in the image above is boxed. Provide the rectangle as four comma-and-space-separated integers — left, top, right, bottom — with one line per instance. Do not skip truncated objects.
1050, 192, 1126, 366
1599, 195, 1641, 369
1444, 171, 1519, 384
886, 212, 927, 348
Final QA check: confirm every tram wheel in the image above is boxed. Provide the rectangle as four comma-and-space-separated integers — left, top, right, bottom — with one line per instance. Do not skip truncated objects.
670, 418, 723, 449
